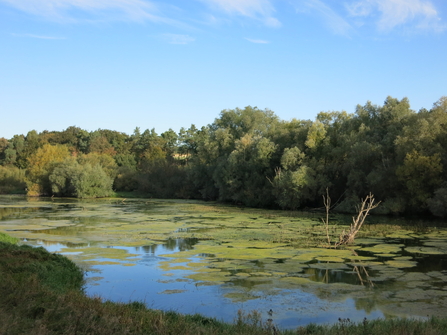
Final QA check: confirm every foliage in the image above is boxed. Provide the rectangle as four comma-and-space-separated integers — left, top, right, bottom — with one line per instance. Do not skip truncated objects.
26, 144, 70, 196
0, 165, 26, 194
137, 159, 190, 198
114, 165, 139, 192
114, 153, 137, 168
272, 165, 317, 209
0, 232, 18, 244
49, 157, 81, 196
271, 146, 318, 209
428, 184, 447, 217
50, 159, 113, 198
78, 152, 118, 179
72, 163, 114, 198
396, 151, 443, 209
0, 96, 446, 215
88, 133, 117, 156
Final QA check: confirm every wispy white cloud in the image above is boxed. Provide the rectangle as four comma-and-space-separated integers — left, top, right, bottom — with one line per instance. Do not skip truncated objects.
345, 0, 446, 32
161, 33, 195, 44
0, 0, 172, 24
12, 33, 66, 40
198, 0, 281, 27
199, 0, 271, 16
245, 38, 270, 43
264, 16, 281, 27
293, 0, 353, 36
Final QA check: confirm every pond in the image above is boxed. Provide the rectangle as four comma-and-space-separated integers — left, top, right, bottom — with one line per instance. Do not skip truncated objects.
1, 195, 447, 329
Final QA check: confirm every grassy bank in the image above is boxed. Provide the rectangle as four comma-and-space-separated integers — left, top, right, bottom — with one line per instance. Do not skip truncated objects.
1, 237, 447, 334
0, 231, 19, 244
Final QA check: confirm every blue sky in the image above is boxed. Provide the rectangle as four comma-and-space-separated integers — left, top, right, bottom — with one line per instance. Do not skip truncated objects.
1, 0, 446, 139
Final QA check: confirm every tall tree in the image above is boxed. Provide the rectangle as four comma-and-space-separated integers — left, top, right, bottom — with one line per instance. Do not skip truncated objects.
26, 144, 70, 196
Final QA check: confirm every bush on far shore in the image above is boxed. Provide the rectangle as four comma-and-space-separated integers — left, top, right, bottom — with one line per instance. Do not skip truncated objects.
0, 165, 26, 194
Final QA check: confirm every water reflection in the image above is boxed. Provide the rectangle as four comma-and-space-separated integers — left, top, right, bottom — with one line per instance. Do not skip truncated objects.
138, 245, 157, 254
163, 237, 199, 251
2, 196, 447, 329
0, 206, 46, 220
134, 238, 199, 254
306, 267, 356, 285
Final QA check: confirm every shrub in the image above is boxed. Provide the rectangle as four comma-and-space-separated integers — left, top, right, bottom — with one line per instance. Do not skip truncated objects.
49, 158, 113, 198
72, 163, 113, 198
0, 165, 26, 194
428, 185, 447, 217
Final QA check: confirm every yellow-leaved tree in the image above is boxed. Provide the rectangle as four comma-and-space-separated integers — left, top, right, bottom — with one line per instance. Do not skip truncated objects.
26, 144, 70, 196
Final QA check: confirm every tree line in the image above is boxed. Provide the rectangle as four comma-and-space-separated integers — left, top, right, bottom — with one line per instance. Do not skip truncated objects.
1, 96, 446, 217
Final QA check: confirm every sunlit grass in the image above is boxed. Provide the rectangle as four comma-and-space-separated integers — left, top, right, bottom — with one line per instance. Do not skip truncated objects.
0, 231, 18, 244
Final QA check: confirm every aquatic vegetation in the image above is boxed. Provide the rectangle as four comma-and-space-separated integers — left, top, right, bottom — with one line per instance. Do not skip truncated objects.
186, 271, 231, 284
385, 259, 417, 268
405, 246, 445, 255
159, 289, 187, 294
360, 243, 404, 254
2, 196, 447, 328
60, 246, 140, 264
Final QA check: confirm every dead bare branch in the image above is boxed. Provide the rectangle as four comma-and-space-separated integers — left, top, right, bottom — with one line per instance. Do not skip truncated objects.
321, 188, 331, 246
335, 193, 380, 247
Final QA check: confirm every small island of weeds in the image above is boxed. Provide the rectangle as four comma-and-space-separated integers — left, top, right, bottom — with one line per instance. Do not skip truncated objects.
1, 233, 447, 335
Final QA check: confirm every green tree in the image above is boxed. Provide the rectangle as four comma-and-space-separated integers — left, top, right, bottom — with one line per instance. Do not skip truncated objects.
305, 120, 327, 150
0, 138, 9, 164
71, 163, 113, 198
213, 106, 279, 140
194, 106, 282, 206
88, 133, 116, 156
49, 157, 81, 196
271, 147, 317, 209
96, 129, 131, 155
114, 165, 139, 192
0, 165, 26, 194
3, 143, 17, 166
178, 125, 200, 158
396, 151, 443, 209
428, 184, 447, 217
9, 135, 25, 168
114, 153, 137, 169
49, 157, 113, 198
215, 134, 277, 206
78, 153, 118, 180
16, 130, 40, 169
161, 128, 178, 158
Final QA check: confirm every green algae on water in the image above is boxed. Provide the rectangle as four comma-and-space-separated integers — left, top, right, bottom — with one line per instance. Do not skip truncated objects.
3, 196, 447, 323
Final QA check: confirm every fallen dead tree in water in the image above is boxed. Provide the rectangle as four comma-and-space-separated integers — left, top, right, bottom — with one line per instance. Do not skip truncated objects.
336, 193, 380, 247
321, 191, 380, 248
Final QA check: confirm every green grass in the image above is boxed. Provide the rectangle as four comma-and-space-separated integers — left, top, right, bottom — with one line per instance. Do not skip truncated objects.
1, 235, 447, 334
0, 241, 84, 293
0, 231, 19, 244
294, 317, 447, 334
